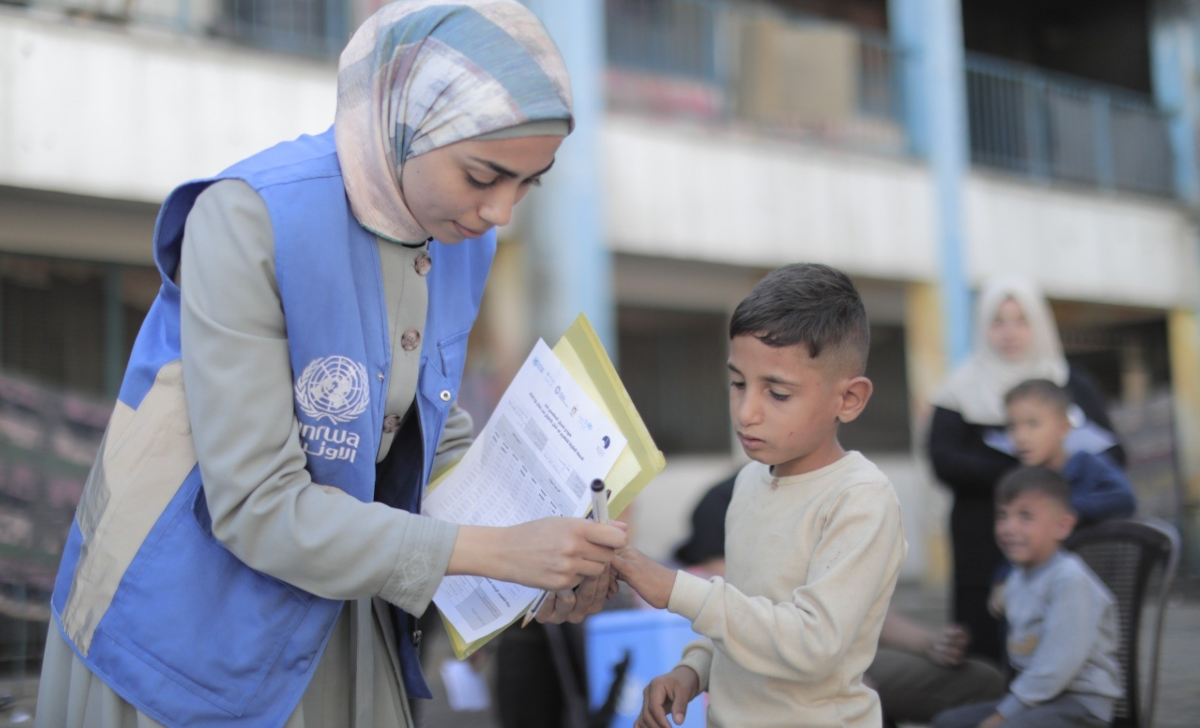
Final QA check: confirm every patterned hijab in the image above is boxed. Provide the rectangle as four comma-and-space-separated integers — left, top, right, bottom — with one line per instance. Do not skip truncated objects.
931, 276, 1070, 426
334, 0, 574, 243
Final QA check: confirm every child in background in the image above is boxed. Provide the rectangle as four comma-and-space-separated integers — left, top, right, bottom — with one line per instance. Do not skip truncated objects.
990, 379, 1136, 616
1004, 378, 1136, 527
933, 467, 1122, 728
613, 263, 907, 728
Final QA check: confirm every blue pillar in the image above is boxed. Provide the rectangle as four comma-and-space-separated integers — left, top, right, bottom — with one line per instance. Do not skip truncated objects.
1150, 3, 1200, 203
891, 0, 972, 367
520, 0, 615, 357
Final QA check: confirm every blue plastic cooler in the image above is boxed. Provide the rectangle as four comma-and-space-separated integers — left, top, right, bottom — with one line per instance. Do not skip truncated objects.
584, 609, 707, 727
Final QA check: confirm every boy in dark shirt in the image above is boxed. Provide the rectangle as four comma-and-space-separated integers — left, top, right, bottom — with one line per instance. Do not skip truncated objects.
1004, 378, 1135, 528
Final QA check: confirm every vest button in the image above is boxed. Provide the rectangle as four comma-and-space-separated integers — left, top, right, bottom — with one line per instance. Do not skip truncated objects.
382, 414, 402, 433
401, 329, 421, 351
414, 253, 432, 277
439, 390, 452, 402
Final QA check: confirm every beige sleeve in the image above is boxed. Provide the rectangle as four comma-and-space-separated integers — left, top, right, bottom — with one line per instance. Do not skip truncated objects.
179, 179, 457, 615
666, 481, 905, 683
676, 635, 715, 691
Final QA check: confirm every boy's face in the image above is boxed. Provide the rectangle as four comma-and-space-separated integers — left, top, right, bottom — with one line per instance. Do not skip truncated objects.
727, 335, 867, 478
1006, 396, 1071, 468
995, 490, 1075, 569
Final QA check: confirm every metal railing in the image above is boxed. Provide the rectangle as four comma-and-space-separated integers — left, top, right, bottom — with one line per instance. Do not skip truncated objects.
29, 0, 347, 57
604, 0, 908, 154
21, 0, 1180, 198
965, 53, 1174, 197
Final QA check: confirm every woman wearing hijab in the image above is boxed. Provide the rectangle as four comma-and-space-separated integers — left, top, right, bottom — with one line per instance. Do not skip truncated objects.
35, 3, 625, 726
928, 276, 1123, 664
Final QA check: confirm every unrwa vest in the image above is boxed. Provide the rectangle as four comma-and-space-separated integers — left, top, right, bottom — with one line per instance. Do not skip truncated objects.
48, 128, 495, 726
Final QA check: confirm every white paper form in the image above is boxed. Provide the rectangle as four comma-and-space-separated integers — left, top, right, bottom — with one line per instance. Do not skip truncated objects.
423, 339, 628, 642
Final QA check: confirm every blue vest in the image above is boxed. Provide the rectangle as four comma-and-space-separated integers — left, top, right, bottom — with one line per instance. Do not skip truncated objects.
49, 128, 494, 726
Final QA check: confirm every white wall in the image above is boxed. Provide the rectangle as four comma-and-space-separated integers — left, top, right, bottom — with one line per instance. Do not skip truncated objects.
604, 114, 1200, 312
603, 114, 939, 282
0, 12, 336, 204
966, 173, 1200, 310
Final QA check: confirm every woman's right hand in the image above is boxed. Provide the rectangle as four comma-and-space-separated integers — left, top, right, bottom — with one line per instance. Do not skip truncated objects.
447, 517, 627, 591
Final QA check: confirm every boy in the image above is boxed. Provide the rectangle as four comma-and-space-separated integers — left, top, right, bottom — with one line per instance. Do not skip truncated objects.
1004, 379, 1136, 528
989, 379, 1138, 616
932, 467, 1122, 728
613, 263, 906, 728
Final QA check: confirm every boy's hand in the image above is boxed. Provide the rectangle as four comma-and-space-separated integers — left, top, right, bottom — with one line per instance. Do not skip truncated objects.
613, 547, 678, 609
977, 712, 1005, 728
987, 582, 1007, 619
536, 566, 618, 624
636, 666, 700, 728
927, 624, 969, 667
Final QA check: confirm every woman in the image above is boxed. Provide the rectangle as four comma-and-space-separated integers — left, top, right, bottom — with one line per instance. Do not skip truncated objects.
35, 3, 625, 726
928, 276, 1122, 663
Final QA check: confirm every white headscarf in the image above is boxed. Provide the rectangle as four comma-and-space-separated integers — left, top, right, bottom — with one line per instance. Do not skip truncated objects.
931, 276, 1069, 426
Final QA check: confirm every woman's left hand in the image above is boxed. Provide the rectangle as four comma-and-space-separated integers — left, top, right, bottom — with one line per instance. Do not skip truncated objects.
536, 566, 617, 624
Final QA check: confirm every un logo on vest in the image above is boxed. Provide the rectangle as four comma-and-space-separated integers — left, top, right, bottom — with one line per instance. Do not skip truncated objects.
295, 356, 370, 424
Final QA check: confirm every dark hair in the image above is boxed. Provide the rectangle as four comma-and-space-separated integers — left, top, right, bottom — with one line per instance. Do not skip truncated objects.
729, 263, 870, 375
1005, 378, 1071, 415
995, 465, 1072, 510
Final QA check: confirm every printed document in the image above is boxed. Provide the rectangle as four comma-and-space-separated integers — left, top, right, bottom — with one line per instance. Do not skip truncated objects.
423, 339, 627, 643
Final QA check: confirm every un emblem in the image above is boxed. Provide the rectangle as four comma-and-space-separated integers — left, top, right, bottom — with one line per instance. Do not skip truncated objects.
295, 356, 371, 424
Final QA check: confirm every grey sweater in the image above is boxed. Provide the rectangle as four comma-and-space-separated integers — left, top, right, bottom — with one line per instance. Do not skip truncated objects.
998, 550, 1122, 721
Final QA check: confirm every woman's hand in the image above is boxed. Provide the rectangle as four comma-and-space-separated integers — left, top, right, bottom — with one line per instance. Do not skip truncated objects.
635, 666, 700, 728
613, 546, 677, 609
535, 566, 618, 624
447, 517, 627, 591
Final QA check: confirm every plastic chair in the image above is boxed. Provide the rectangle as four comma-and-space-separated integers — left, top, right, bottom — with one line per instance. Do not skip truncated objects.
1064, 518, 1180, 728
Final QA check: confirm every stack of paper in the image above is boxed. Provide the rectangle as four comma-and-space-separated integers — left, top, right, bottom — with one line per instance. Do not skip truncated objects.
422, 314, 665, 659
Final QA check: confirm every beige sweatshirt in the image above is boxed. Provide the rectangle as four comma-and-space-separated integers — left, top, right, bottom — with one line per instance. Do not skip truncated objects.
668, 453, 906, 728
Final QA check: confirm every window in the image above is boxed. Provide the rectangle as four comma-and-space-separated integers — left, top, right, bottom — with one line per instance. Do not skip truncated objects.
617, 307, 731, 454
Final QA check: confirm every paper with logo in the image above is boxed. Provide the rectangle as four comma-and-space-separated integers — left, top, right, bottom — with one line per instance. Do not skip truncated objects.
426, 314, 666, 659
424, 338, 627, 643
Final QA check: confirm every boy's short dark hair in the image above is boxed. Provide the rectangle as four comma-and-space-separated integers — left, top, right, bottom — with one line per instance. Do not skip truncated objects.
1005, 379, 1071, 415
729, 263, 870, 376
996, 466, 1073, 511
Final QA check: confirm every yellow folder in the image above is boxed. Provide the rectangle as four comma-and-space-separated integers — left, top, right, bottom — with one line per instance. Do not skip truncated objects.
430, 313, 666, 659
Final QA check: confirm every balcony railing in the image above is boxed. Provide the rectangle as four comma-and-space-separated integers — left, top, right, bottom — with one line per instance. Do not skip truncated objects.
604, 0, 1177, 198
20, 0, 1180, 198
965, 53, 1175, 197
604, 0, 908, 154
29, 0, 348, 57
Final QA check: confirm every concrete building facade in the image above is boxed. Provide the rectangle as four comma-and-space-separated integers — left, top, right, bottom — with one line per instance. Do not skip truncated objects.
2, 0, 1199, 672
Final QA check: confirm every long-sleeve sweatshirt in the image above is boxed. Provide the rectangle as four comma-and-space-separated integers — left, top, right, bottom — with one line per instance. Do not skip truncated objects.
667, 453, 907, 728
998, 550, 1122, 722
